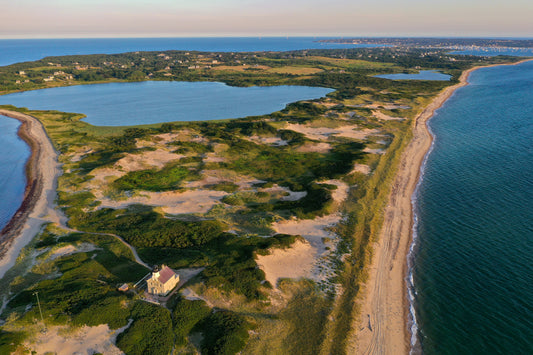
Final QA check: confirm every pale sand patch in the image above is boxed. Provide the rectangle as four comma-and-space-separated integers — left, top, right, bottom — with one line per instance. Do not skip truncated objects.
364, 147, 386, 155
69, 147, 93, 162
319, 179, 349, 203
261, 185, 307, 201
360, 104, 410, 110
181, 287, 212, 307
272, 214, 341, 255
372, 110, 405, 121
351, 163, 372, 175
48, 243, 98, 261
136, 130, 208, 148
90, 167, 126, 182
203, 153, 226, 163
285, 123, 380, 141
98, 189, 228, 214
295, 142, 332, 153
321, 101, 342, 108
186, 170, 261, 190
246, 135, 288, 146
24, 323, 130, 355
115, 149, 183, 171
256, 240, 315, 288
266, 214, 342, 285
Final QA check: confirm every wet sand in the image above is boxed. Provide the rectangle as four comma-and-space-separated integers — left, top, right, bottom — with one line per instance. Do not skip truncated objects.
0, 109, 63, 279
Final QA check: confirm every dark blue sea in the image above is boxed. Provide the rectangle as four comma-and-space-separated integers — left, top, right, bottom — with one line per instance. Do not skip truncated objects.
0, 37, 383, 67
409, 59, 533, 354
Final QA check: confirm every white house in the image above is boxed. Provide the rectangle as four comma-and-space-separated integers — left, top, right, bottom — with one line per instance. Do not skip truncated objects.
146, 265, 179, 296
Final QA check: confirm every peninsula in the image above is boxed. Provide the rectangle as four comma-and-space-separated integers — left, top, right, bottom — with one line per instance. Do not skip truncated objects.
0, 46, 525, 354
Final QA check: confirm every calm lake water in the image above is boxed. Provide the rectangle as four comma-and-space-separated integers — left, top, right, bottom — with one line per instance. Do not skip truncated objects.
0, 81, 333, 126
0, 116, 30, 231
410, 59, 533, 354
375, 70, 451, 81
0, 37, 385, 67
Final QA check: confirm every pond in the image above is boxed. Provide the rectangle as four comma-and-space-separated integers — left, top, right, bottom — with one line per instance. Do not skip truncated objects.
0, 81, 334, 126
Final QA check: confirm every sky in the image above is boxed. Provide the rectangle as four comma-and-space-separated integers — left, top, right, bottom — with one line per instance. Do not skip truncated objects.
0, 0, 531, 38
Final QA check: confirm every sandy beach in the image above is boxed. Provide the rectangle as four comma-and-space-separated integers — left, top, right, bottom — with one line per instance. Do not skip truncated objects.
351, 67, 482, 354
351, 58, 533, 354
0, 109, 63, 279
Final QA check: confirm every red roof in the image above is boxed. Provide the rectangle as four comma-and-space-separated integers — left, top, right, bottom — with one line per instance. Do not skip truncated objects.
157, 266, 177, 284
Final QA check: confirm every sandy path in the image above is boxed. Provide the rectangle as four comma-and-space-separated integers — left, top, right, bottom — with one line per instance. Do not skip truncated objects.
0, 109, 65, 280
351, 67, 481, 354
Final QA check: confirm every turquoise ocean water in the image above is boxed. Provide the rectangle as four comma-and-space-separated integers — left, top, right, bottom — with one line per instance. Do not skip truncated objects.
409, 60, 533, 354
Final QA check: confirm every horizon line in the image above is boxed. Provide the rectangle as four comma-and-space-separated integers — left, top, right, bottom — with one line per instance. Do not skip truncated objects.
1, 35, 532, 40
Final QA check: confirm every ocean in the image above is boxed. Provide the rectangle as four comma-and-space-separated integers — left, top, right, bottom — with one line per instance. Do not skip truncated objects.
410, 60, 533, 354
0, 37, 383, 67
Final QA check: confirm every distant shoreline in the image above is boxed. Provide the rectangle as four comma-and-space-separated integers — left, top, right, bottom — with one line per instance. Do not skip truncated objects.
353, 58, 533, 354
0, 109, 61, 279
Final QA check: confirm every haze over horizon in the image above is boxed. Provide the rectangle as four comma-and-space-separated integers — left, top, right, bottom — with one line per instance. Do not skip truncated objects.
1, 0, 531, 39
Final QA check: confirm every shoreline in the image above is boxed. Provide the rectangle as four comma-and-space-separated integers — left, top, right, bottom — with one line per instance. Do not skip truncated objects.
350, 61, 529, 354
0, 109, 63, 280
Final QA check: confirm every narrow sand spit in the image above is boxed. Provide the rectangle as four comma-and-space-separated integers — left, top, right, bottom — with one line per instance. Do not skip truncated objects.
24, 324, 129, 355
349, 64, 518, 354
255, 240, 315, 288
0, 110, 64, 279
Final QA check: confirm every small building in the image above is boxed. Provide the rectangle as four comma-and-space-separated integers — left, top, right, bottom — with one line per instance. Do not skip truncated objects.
118, 283, 129, 292
146, 265, 179, 296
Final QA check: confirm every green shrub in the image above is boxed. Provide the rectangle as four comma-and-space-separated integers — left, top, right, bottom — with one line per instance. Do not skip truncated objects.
117, 302, 173, 355
172, 298, 211, 346
199, 310, 250, 355
112, 164, 192, 191
208, 181, 239, 193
